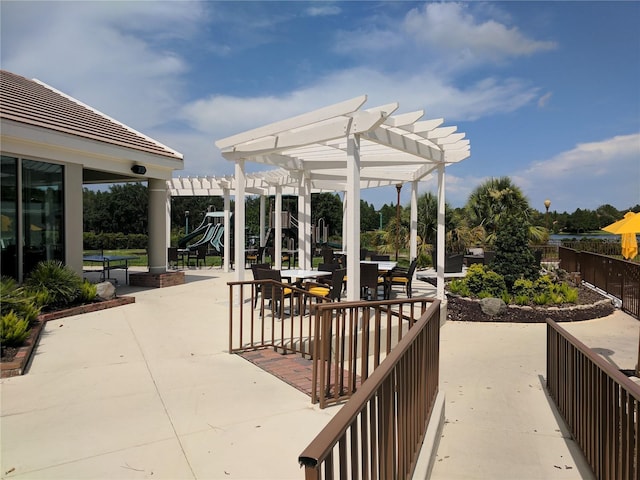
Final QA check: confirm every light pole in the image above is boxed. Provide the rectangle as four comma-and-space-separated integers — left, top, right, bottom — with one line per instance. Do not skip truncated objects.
395, 184, 402, 262
544, 199, 551, 231
378, 211, 383, 230
185, 210, 190, 235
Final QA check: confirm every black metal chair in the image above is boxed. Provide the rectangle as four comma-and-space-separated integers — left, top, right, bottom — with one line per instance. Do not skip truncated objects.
250, 263, 272, 307
187, 245, 207, 268
385, 258, 418, 298
305, 268, 345, 303
246, 245, 265, 268
255, 268, 292, 316
167, 247, 183, 269
321, 248, 335, 264
360, 263, 385, 300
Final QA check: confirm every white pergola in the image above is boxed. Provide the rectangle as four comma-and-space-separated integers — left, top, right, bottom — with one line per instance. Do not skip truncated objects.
178, 95, 470, 300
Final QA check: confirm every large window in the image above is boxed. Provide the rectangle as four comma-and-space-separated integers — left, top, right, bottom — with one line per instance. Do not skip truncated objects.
1, 156, 18, 279
0, 156, 64, 281
22, 159, 64, 277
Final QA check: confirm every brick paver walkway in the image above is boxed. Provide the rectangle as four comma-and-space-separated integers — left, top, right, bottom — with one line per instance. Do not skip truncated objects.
238, 348, 362, 400
239, 349, 315, 396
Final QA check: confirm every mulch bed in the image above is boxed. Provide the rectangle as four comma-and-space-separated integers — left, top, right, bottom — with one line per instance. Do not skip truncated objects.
446, 285, 615, 323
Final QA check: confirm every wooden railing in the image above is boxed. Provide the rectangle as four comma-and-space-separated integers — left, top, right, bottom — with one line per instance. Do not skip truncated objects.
299, 299, 441, 479
227, 280, 436, 407
559, 247, 640, 318
227, 279, 331, 356
546, 318, 639, 479
311, 297, 434, 408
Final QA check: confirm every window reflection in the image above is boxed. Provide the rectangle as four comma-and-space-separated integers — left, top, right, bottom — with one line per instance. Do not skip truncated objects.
22, 159, 65, 278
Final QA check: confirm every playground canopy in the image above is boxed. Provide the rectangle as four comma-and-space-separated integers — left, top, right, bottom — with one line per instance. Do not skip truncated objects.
174, 95, 471, 300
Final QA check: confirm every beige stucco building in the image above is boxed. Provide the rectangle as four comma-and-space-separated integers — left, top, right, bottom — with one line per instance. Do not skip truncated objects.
0, 70, 184, 282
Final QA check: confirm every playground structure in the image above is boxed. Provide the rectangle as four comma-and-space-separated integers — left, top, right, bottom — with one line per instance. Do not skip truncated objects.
178, 211, 226, 254
176, 206, 333, 267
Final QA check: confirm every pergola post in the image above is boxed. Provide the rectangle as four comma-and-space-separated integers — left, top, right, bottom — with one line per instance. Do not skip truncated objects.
223, 188, 231, 272
410, 180, 418, 262
234, 161, 245, 280
298, 174, 311, 269
275, 186, 282, 270
259, 195, 266, 249
345, 135, 361, 301
436, 163, 446, 300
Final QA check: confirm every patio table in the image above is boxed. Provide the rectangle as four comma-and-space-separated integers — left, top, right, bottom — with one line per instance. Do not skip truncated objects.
83, 254, 139, 284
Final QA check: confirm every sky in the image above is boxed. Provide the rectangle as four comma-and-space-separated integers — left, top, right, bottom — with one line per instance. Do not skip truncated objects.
1, 1, 639, 214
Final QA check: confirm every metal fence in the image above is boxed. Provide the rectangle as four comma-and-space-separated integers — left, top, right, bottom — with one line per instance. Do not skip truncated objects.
299, 300, 441, 479
559, 247, 640, 318
227, 279, 438, 408
546, 318, 639, 479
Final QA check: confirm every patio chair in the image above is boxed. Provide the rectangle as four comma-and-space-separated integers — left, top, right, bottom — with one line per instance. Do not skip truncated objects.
250, 262, 272, 307
360, 262, 385, 300
245, 245, 265, 268
167, 247, 183, 269
305, 268, 345, 303
360, 248, 369, 260
371, 254, 390, 261
255, 268, 292, 316
321, 247, 335, 264
317, 263, 341, 285
385, 258, 418, 298
187, 244, 207, 268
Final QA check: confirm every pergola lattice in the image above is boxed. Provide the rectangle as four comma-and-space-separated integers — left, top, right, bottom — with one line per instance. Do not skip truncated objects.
172, 95, 470, 299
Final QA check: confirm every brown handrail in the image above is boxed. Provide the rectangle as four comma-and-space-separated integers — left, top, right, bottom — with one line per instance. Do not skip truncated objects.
559, 246, 640, 318
310, 297, 433, 408
546, 318, 639, 479
227, 278, 331, 355
299, 299, 441, 479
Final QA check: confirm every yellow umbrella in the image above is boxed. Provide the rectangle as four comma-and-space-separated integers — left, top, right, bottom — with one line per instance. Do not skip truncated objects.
602, 211, 640, 234
602, 212, 639, 260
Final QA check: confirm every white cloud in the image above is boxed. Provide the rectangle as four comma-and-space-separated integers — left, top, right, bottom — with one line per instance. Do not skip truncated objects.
513, 133, 640, 212
538, 92, 553, 108
1, 1, 204, 131
403, 2, 557, 64
306, 4, 341, 17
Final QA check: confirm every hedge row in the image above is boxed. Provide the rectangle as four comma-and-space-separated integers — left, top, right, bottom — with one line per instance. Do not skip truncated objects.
83, 232, 148, 250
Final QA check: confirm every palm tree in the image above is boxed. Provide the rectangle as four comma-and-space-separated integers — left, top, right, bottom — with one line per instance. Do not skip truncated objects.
465, 177, 533, 244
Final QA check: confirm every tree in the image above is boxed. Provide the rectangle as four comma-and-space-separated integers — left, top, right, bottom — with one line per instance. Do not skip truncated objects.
465, 177, 533, 244
360, 200, 379, 231
491, 214, 539, 291
311, 193, 343, 238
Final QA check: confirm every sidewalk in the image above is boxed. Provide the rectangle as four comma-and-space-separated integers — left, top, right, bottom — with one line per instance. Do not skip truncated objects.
431, 310, 638, 480
1, 269, 637, 479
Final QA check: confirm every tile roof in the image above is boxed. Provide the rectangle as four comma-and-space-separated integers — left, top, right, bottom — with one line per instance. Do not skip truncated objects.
0, 70, 182, 160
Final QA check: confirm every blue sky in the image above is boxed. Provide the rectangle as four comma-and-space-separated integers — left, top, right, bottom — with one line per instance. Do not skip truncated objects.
2, 1, 639, 214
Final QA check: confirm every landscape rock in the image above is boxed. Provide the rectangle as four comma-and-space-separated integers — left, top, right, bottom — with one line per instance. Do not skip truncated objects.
96, 281, 116, 300
479, 297, 507, 316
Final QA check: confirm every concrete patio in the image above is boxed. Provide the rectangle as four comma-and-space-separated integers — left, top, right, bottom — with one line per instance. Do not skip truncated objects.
1, 268, 637, 479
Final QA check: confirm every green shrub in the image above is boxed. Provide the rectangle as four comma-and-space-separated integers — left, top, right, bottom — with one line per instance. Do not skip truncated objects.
482, 270, 507, 297
24, 260, 83, 308
513, 294, 531, 305
1, 277, 42, 327
491, 214, 539, 290
512, 278, 535, 298
79, 280, 97, 303
559, 284, 579, 303
533, 292, 550, 305
464, 264, 487, 295
1, 310, 30, 347
448, 279, 470, 297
